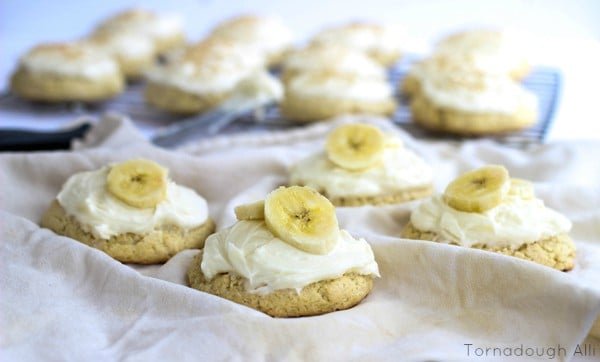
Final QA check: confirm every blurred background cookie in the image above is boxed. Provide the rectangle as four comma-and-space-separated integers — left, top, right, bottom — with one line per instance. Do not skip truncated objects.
409, 70, 538, 135
144, 38, 264, 114
10, 42, 124, 102
280, 71, 396, 122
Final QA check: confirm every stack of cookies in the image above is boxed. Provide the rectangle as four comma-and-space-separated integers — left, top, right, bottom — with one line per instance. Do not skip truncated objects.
143, 14, 293, 114
402, 29, 539, 135
10, 8, 186, 102
279, 22, 404, 122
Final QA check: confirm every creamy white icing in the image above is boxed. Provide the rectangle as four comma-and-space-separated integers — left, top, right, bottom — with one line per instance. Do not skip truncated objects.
88, 31, 156, 61
289, 142, 433, 198
311, 23, 403, 56
145, 41, 263, 94
20, 43, 120, 79
56, 167, 209, 239
201, 220, 379, 294
96, 9, 183, 41
410, 194, 572, 248
286, 72, 393, 102
282, 45, 386, 79
420, 71, 538, 114
222, 70, 283, 111
209, 15, 292, 59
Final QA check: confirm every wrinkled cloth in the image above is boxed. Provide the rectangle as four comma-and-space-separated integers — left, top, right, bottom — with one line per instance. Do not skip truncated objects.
1, 113, 599, 362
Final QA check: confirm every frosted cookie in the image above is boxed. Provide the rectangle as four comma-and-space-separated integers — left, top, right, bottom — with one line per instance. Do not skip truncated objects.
188, 186, 379, 317
280, 44, 386, 83
86, 31, 156, 79
310, 22, 403, 66
401, 165, 575, 271
289, 123, 433, 206
41, 159, 215, 264
144, 38, 263, 114
207, 15, 293, 66
10, 42, 124, 102
280, 71, 396, 122
94, 8, 185, 54
409, 70, 538, 135
434, 29, 530, 80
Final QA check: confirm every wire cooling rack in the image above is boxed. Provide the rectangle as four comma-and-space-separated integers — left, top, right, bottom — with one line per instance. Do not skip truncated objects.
0, 56, 561, 144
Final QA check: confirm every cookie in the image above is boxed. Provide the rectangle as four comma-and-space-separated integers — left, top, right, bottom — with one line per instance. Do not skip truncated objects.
188, 252, 373, 317
280, 71, 396, 122
42, 201, 215, 264
402, 165, 575, 271
310, 22, 403, 66
401, 222, 575, 271
10, 42, 124, 102
144, 38, 263, 114
409, 71, 538, 135
41, 159, 215, 264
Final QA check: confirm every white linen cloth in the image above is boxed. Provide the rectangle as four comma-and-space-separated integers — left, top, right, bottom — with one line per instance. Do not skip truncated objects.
1, 113, 599, 361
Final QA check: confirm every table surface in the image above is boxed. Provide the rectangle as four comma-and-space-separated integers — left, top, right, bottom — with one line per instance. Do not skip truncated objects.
1, 0, 600, 141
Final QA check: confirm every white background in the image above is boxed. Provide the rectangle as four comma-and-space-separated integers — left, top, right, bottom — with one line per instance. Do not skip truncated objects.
1, 0, 599, 140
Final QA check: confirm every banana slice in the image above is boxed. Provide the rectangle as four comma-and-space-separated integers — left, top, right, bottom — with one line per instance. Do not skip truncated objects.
508, 178, 535, 200
443, 165, 510, 213
326, 123, 385, 171
234, 200, 265, 220
106, 159, 168, 209
264, 186, 339, 255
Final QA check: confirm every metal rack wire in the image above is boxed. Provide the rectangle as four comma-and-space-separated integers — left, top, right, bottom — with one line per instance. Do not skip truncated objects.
0, 57, 561, 144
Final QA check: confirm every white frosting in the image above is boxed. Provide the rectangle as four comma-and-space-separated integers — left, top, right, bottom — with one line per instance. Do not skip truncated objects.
286, 72, 393, 102
282, 46, 386, 79
210, 15, 292, 58
311, 23, 402, 55
96, 9, 183, 41
420, 72, 538, 114
56, 167, 209, 239
289, 142, 433, 198
201, 220, 379, 294
435, 29, 528, 74
88, 31, 155, 61
410, 194, 572, 248
145, 41, 263, 94
222, 70, 283, 110
20, 43, 120, 79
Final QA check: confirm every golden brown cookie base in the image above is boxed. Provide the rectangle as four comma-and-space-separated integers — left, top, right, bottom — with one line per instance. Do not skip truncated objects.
188, 252, 373, 317
401, 222, 575, 271
10, 68, 124, 102
118, 56, 155, 80
144, 81, 229, 114
280, 92, 396, 122
41, 200, 216, 264
410, 93, 537, 135
154, 33, 186, 55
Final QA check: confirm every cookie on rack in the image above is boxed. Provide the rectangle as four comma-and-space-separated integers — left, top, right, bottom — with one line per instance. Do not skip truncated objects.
41, 159, 215, 264
310, 22, 403, 66
93, 8, 185, 55
401, 165, 575, 271
207, 14, 293, 66
188, 186, 379, 317
289, 123, 433, 206
409, 70, 538, 135
434, 29, 531, 81
280, 44, 386, 84
144, 38, 263, 114
86, 31, 156, 79
10, 42, 124, 102
280, 70, 396, 122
